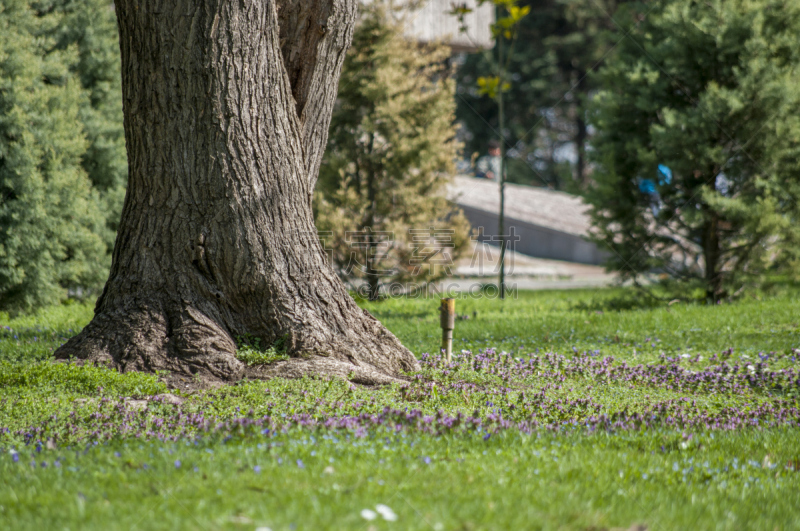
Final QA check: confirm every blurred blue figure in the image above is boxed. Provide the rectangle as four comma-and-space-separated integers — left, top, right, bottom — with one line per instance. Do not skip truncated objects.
638, 164, 672, 217
657, 164, 672, 185
638, 177, 657, 195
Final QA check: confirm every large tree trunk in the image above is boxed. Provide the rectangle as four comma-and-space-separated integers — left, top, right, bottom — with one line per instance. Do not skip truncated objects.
54, 0, 419, 389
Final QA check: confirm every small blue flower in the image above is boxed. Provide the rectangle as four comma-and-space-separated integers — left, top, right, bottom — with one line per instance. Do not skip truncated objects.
253, 465, 261, 473
423, 456, 431, 464
297, 459, 304, 468
174, 460, 181, 469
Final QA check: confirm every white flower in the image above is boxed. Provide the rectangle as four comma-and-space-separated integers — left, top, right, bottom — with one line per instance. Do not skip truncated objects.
255, 528, 272, 531
680, 353, 690, 359
375, 504, 398, 522
747, 364, 755, 373
361, 509, 378, 521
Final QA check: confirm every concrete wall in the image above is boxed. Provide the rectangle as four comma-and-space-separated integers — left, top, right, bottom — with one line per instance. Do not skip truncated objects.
404, 0, 494, 52
458, 205, 609, 265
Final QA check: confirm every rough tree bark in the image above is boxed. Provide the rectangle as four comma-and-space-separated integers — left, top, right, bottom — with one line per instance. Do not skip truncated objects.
54, 0, 419, 389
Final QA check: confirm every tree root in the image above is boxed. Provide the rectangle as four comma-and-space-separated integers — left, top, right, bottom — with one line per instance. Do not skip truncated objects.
245, 356, 410, 386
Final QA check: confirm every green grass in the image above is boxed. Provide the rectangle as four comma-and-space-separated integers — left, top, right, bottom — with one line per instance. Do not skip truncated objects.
4, 429, 799, 530
1, 287, 799, 529
4, 288, 800, 366
362, 288, 800, 360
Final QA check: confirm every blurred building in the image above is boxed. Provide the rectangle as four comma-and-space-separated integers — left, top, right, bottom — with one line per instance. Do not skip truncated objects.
448, 175, 608, 265
400, 0, 495, 53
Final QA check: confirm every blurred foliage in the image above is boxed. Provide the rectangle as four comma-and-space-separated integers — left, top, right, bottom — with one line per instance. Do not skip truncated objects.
39, 0, 128, 240
3, 0, 800, 313
456, 0, 626, 190
0, 0, 121, 315
586, 0, 800, 301
315, 1, 471, 299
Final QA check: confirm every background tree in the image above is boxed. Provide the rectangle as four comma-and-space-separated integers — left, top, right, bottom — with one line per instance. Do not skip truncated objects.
586, 0, 800, 301
315, 2, 471, 300
41, 0, 128, 243
55, 0, 420, 388
455, 0, 624, 190
0, 0, 109, 314
451, 0, 529, 299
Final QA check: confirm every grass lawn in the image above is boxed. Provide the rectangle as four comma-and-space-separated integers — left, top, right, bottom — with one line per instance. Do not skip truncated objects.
1, 287, 800, 530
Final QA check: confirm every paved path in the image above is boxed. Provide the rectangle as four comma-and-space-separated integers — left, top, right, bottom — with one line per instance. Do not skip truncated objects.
434, 242, 616, 293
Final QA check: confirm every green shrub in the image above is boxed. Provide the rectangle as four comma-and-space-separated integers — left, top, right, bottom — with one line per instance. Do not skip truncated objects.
587, 0, 800, 301
0, 0, 112, 314
315, 2, 470, 300
235, 335, 290, 366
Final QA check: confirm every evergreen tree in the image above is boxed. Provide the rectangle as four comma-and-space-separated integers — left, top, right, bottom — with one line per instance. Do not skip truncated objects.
0, 0, 109, 314
315, 2, 471, 300
38, 0, 127, 245
586, 0, 800, 301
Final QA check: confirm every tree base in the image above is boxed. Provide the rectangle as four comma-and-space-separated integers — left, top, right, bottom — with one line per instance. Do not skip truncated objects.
245, 356, 407, 386
55, 299, 417, 390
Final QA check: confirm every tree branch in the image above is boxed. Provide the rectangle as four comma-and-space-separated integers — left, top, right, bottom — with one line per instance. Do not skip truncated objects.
277, 0, 358, 187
